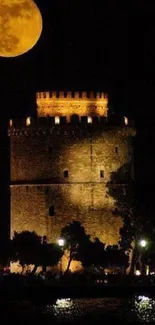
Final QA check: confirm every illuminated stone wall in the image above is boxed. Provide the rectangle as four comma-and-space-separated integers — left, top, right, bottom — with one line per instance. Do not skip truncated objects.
36, 91, 108, 121
10, 123, 135, 247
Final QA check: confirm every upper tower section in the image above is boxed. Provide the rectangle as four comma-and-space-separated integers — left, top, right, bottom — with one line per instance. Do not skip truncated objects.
36, 91, 108, 121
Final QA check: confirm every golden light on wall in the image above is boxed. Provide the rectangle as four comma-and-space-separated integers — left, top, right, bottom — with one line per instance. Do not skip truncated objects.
0, 0, 43, 57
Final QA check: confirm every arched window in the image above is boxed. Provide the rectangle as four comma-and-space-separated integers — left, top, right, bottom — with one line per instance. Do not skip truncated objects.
49, 205, 54, 216
64, 170, 69, 178
100, 170, 104, 178
115, 146, 118, 154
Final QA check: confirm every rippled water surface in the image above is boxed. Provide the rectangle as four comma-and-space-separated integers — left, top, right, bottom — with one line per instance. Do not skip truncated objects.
2, 295, 155, 324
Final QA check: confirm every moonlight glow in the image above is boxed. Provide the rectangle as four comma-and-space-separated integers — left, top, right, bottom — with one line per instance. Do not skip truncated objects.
0, 0, 43, 57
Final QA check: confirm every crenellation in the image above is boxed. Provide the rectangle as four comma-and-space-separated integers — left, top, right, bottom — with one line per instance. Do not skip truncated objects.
36, 90, 108, 101
8, 116, 135, 140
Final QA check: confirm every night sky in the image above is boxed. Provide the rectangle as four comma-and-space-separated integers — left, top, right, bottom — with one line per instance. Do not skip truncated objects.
0, 1, 154, 242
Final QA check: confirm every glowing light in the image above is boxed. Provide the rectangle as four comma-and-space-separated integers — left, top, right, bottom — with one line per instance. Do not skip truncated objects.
146, 265, 149, 276
55, 116, 60, 125
9, 119, 13, 127
140, 240, 147, 248
124, 117, 128, 125
58, 238, 65, 247
138, 295, 149, 301
26, 117, 31, 126
87, 116, 92, 124
0, 0, 43, 57
54, 298, 73, 310
135, 270, 141, 276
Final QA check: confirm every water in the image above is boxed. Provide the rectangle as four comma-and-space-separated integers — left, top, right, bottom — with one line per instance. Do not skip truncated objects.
1, 295, 155, 324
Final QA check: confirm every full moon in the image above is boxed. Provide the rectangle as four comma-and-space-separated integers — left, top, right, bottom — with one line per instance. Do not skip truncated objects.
0, 0, 43, 57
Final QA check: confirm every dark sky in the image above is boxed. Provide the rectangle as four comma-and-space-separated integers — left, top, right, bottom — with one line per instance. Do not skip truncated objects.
0, 1, 155, 240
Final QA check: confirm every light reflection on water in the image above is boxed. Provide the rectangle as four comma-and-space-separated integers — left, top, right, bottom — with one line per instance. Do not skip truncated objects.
2, 296, 155, 323
134, 295, 155, 323
44, 296, 155, 323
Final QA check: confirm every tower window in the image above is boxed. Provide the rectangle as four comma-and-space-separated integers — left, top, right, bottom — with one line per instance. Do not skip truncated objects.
42, 236, 47, 244
55, 116, 60, 124
115, 146, 118, 154
49, 146, 52, 154
124, 116, 128, 125
9, 119, 13, 127
87, 116, 92, 124
64, 170, 69, 178
26, 117, 31, 126
100, 170, 104, 178
49, 205, 54, 216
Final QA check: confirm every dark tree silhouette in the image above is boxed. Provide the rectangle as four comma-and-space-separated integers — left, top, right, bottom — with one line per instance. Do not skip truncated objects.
106, 163, 135, 273
80, 238, 129, 274
40, 243, 63, 272
60, 221, 90, 273
106, 245, 129, 273
80, 238, 107, 271
106, 163, 155, 274
11, 231, 41, 274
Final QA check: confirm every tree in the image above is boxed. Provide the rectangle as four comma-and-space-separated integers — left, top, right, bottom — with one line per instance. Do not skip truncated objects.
106, 163, 154, 274
80, 238, 107, 271
40, 243, 63, 272
11, 231, 41, 274
106, 245, 129, 274
80, 239, 129, 274
60, 221, 90, 273
106, 163, 136, 273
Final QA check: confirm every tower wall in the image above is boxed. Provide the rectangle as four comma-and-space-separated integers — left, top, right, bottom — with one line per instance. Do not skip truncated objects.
9, 119, 135, 246
36, 91, 108, 120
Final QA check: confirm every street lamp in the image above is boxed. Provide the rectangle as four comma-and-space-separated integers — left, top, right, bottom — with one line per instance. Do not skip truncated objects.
138, 239, 148, 275
139, 239, 147, 248
58, 238, 65, 273
58, 238, 65, 247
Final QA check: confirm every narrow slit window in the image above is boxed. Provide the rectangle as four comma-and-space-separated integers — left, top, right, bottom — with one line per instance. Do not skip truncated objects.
49, 205, 54, 216
115, 146, 118, 154
100, 170, 104, 178
64, 170, 69, 178
49, 146, 52, 154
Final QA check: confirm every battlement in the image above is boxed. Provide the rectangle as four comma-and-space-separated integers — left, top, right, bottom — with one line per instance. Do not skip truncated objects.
36, 91, 107, 100
36, 91, 108, 120
8, 115, 136, 138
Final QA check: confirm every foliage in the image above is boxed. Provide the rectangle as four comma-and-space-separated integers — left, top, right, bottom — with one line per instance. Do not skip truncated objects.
106, 245, 129, 271
60, 221, 90, 272
11, 231, 63, 274
80, 238, 106, 270
40, 243, 63, 271
106, 162, 155, 273
80, 238, 129, 273
11, 231, 41, 271
107, 163, 135, 253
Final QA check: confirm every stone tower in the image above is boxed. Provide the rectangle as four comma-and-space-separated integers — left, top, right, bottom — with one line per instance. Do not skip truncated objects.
9, 91, 135, 257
